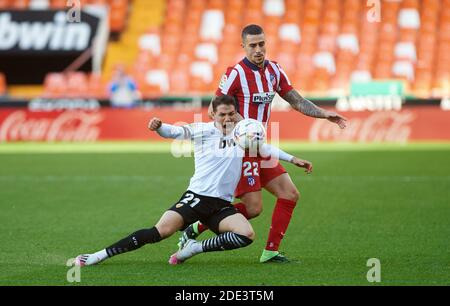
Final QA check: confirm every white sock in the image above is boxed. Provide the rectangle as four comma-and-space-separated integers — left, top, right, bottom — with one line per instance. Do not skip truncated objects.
86, 249, 108, 265
94, 249, 108, 260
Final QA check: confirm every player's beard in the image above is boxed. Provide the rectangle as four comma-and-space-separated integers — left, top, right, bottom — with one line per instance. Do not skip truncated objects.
253, 54, 265, 66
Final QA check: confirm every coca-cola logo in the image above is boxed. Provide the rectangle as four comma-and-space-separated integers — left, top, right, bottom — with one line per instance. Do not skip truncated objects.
309, 112, 416, 143
0, 111, 103, 142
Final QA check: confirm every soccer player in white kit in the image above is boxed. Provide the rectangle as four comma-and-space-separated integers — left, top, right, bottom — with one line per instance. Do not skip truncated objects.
74, 96, 312, 266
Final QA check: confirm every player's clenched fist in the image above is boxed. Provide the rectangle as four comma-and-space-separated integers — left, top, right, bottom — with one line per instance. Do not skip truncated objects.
148, 117, 162, 131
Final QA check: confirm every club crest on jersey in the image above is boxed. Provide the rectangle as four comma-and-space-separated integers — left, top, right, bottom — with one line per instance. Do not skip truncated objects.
270, 74, 276, 86
252, 92, 276, 104
247, 176, 256, 186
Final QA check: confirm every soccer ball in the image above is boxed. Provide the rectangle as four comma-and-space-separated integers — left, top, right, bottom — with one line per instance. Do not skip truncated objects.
233, 118, 266, 150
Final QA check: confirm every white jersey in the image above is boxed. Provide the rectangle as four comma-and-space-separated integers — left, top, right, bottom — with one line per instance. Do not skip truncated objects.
158, 122, 243, 202
185, 122, 243, 202
156, 121, 293, 202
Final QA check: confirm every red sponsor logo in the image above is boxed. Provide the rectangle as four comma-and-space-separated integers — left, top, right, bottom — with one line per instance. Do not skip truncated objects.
0, 111, 103, 142
309, 111, 416, 143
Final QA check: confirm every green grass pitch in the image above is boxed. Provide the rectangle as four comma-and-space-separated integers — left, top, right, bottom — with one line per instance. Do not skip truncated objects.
0, 142, 449, 285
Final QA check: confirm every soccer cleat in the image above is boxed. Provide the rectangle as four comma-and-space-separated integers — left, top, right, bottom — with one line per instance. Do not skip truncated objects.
259, 250, 291, 263
168, 253, 181, 265
169, 239, 200, 265
177, 223, 200, 250
74, 253, 105, 267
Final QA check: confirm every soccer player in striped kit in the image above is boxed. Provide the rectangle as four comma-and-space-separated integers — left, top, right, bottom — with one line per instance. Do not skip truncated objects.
178, 24, 347, 263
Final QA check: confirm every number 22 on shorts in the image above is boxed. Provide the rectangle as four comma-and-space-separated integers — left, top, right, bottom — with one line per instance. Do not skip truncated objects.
243, 161, 259, 177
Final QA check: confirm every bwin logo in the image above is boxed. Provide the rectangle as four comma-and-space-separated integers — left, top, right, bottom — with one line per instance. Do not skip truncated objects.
0, 12, 91, 51
253, 92, 276, 104
219, 138, 236, 149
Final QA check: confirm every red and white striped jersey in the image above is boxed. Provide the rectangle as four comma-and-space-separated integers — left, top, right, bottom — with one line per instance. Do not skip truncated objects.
215, 58, 293, 126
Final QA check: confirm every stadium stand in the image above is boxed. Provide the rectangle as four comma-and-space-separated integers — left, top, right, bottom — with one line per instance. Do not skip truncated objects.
2, 0, 450, 99
129, 0, 450, 98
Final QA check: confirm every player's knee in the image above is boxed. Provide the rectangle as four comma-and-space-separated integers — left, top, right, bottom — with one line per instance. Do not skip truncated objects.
290, 188, 300, 203
155, 224, 176, 239
235, 227, 255, 241
246, 205, 262, 218
283, 188, 300, 203
242, 197, 263, 218
245, 228, 255, 241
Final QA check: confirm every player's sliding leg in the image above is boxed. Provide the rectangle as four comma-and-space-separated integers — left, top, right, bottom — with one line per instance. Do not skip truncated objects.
170, 213, 255, 264
260, 173, 300, 263
177, 158, 262, 250
75, 211, 184, 266
177, 201, 256, 249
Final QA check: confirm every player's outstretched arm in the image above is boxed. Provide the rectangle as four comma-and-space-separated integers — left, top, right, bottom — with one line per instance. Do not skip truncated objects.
259, 143, 313, 174
290, 157, 313, 174
148, 117, 191, 140
282, 89, 347, 129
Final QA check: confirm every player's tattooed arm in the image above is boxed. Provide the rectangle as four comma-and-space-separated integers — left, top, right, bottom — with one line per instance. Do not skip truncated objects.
282, 89, 327, 118
282, 89, 348, 129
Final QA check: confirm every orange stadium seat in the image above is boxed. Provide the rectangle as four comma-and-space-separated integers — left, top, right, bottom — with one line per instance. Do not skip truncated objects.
65, 72, 89, 98
0, 0, 10, 9
10, 0, 29, 9
0, 72, 6, 96
50, 0, 67, 9
413, 68, 433, 97
87, 73, 108, 99
108, 0, 129, 32
43, 73, 68, 99
170, 69, 190, 95
310, 68, 331, 93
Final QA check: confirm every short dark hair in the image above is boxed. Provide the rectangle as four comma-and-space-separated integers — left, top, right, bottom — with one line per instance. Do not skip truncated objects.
212, 95, 236, 112
241, 24, 264, 41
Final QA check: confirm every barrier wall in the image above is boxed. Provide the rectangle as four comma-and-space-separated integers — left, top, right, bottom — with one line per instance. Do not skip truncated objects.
0, 106, 448, 143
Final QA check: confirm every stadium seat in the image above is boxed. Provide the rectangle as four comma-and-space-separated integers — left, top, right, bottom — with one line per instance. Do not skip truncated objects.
145, 69, 169, 95
169, 69, 190, 95
310, 68, 331, 93
43, 73, 68, 98
263, 0, 285, 17
11, 0, 30, 9
413, 68, 433, 97
66, 72, 89, 98
0, 0, 10, 9
200, 10, 225, 42
87, 73, 108, 99
0, 72, 6, 96
50, 0, 67, 9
